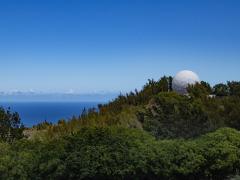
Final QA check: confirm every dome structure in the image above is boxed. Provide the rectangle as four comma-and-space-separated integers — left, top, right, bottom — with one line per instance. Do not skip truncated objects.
172, 70, 200, 94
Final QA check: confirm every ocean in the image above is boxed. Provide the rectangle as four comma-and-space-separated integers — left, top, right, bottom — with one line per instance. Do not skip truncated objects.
0, 102, 100, 127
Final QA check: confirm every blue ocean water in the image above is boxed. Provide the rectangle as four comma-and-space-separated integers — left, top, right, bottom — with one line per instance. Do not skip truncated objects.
0, 102, 100, 127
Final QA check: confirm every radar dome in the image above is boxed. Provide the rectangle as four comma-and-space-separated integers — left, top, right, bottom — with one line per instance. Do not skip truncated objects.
172, 70, 200, 94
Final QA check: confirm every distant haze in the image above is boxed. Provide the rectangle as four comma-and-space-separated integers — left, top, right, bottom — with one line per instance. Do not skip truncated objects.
0, 92, 118, 102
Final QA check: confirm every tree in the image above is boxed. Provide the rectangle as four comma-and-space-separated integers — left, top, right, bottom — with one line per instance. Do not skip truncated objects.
213, 83, 229, 97
33, 120, 52, 130
141, 92, 212, 139
187, 82, 211, 98
168, 76, 173, 91
0, 107, 24, 142
158, 76, 169, 92
228, 81, 240, 97
200, 81, 212, 94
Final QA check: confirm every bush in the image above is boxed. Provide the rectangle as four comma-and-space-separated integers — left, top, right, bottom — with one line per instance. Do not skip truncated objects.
0, 107, 24, 143
0, 127, 240, 179
141, 92, 212, 139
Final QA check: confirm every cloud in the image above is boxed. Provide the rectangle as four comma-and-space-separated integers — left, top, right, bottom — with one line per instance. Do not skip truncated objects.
65, 89, 75, 94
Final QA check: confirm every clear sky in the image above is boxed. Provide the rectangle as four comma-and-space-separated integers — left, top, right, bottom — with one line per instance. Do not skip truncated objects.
0, 0, 240, 94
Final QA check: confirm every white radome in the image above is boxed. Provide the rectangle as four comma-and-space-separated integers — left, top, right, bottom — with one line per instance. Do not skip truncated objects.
172, 70, 200, 94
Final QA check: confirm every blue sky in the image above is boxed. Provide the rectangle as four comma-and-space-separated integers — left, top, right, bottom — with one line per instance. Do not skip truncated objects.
0, 0, 240, 94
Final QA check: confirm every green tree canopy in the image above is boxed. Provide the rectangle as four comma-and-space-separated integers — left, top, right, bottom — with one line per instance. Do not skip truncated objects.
213, 83, 229, 97
0, 107, 24, 143
141, 92, 212, 139
228, 81, 240, 97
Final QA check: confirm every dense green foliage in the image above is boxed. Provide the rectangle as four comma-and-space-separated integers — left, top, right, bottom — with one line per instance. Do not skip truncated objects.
140, 91, 240, 139
0, 107, 24, 142
1, 77, 240, 179
140, 92, 211, 139
0, 127, 240, 179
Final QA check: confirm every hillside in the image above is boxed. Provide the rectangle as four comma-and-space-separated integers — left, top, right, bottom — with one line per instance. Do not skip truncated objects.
1, 77, 240, 179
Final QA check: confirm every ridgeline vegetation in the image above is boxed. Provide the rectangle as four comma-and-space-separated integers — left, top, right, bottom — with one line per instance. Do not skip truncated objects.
1, 77, 240, 179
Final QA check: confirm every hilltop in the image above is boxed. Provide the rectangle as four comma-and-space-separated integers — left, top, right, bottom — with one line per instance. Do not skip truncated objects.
1, 76, 240, 179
